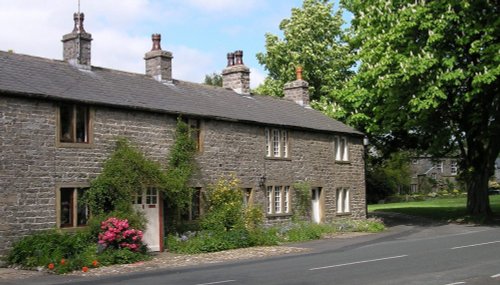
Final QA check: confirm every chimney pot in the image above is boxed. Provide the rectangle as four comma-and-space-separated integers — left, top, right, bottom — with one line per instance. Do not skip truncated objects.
151, 34, 162, 51
72, 12, 86, 33
227, 52, 235, 67
296, 66, 303, 80
234, 50, 244, 65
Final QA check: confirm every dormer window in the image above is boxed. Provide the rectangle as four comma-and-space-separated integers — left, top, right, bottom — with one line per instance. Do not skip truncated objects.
58, 104, 92, 145
265, 128, 289, 158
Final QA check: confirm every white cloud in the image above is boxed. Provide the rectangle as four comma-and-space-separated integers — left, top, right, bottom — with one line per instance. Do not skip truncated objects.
169, 45, 216, 83
250, 67, 267, 88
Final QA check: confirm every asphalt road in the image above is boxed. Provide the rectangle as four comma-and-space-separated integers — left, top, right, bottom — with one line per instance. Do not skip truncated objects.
4, 214, 500, 285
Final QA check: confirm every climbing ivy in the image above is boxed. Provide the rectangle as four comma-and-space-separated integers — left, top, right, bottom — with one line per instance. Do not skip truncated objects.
163, 118, 198, 212
84, 138, 168, 216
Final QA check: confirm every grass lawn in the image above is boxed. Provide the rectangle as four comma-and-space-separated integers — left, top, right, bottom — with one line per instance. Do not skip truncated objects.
368, 195, 500, 223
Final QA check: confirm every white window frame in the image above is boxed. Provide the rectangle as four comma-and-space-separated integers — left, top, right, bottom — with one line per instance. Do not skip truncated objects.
336, 188, 350, 214
265, 128, 289, 158
450, 161, 458, 176
433, 161, 443, 173
334, 136, 349, 162
266, 185, 291, 215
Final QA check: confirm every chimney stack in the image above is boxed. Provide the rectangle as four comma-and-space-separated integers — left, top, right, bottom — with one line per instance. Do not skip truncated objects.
144, 34, 173, 83
62, 12, 93, 67
222, 50, 250, 94
283, 67, 310, 107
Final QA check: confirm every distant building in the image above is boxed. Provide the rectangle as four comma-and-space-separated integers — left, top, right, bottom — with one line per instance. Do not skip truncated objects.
409, 157, 459, 193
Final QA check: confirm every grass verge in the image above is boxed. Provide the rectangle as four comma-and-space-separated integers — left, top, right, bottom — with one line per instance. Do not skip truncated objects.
368, 195, 500, 223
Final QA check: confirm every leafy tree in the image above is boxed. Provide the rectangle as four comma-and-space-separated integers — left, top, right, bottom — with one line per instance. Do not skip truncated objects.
256, 0, 353, 101
339, 0, 499, 217
203, 72, 223, 87
366, 152, 412, 203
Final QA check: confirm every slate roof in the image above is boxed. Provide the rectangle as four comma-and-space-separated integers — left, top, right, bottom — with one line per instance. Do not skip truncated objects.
0, 50, 362, 136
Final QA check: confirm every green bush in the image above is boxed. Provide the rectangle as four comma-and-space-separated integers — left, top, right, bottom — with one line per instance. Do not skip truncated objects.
98, 248, 150, 265
6, 230, 96, 273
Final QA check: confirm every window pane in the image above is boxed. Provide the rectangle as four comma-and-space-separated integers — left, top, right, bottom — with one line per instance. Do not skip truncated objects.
281, 130, 288, 158
335, 137, 341, 161
274, 186, 282, 213
342, 138, 348, 161
265, 129, 271, 157
76, 106, 88, 143
336, 188, 343, 213
273, 129, 280, 157
60, 188, 73, 227
266, 186, 273, 214
77, 188, 88, 226
344, 189, 350, 212
60, 105, 74, 142
283, 186, 290, 213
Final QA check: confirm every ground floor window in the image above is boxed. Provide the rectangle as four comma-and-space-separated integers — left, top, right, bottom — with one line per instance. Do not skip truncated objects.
242, 188, 253, 207
58, 187, 88, 228
266, 185, 290, 215
336, 188, 350, 214
181, 187, 201, 221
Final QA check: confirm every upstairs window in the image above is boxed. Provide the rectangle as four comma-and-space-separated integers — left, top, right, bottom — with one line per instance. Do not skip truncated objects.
334, 136, 349, 161
58, 187, 88, 228
59, 104, 91, 144
433, 161, 443, 173
265, 128, 289, 158
182, 118, 203, 152
450, 161, 458, 176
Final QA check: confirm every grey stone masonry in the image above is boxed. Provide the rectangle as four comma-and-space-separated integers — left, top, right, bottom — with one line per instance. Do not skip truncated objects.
284, 67, 310, 107
222, 50, 250, 94
61, 13, 92, 66
145, 34, 173, 82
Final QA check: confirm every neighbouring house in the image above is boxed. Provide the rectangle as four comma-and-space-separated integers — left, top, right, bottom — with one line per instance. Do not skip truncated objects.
0, 12, 366, 256
409, 157, 460, 193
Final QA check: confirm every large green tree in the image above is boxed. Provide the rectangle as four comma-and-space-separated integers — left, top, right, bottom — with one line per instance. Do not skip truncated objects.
339, 0, 499, 217
256, 0, 353, 101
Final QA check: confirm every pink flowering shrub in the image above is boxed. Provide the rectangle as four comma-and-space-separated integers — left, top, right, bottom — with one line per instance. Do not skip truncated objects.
98, 217, 143, 252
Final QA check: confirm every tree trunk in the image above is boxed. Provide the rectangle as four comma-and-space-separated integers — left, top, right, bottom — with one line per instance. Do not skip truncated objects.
466, 167, 491, 217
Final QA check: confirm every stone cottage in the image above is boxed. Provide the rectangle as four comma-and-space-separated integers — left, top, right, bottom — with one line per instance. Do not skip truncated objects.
0, 12, 366, 255
409, 157, 459, 193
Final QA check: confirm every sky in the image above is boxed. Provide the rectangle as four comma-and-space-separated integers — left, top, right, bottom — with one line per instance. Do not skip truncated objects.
0, 0, 336, 88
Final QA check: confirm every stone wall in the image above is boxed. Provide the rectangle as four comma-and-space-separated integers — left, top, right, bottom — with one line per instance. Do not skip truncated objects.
0, 95, 366, 257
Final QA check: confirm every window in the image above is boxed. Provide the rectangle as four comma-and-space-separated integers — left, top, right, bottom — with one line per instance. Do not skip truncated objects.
182, 118, 203, 152
433, 161, 443, 173
182, 187, 201, 221
266, 185, 291, 215
265, 128, 289, 158
58, 187, 88, 228
450, 161, 458, 176
412, 159, 418, 165
242, 188, 253, 207
410, 184, 418, 193
334, 136, 349, 161
336, 188, 350, 214
59, 104, 91, 144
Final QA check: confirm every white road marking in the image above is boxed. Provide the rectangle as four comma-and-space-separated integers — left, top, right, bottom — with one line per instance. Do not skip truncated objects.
491, 273, 500, 278
309, 255, 408, 271
443, 282, 466, 285
195, 280, 236, 285
450, 240, 500, 250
